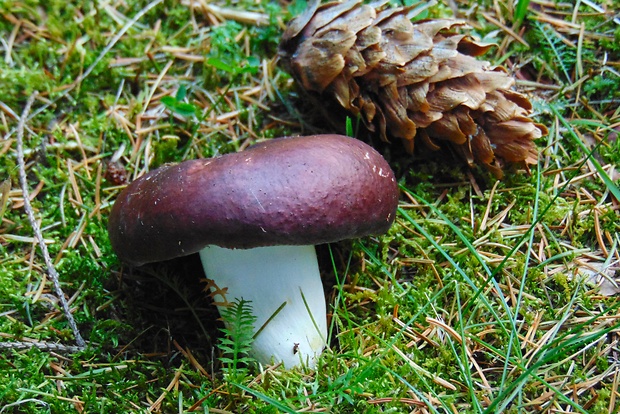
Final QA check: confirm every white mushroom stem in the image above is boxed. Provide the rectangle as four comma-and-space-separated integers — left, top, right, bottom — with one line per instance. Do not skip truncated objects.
199, 244, 327, 368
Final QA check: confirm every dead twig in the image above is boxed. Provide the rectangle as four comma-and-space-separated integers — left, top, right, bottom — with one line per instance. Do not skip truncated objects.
0, 340, 84, 353
14, 93, 86, 350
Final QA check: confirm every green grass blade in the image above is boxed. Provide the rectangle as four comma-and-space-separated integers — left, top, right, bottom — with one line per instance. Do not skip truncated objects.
229, 382, 298, 413
549, 103, 620, 201
514, 0, 531, 26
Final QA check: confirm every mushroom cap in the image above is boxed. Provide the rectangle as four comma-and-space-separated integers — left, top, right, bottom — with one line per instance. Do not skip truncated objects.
108, 134, 399, 265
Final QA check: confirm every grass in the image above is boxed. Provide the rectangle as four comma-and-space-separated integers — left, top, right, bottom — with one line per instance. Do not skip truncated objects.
1, 0, 619, 412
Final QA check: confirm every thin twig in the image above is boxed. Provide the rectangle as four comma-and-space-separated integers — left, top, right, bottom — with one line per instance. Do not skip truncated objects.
0, 340, 84, 353
15, 93, 86, 349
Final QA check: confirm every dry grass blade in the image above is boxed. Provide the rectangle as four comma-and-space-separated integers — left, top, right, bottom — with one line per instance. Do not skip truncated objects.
0, 179, 10, 222
1, 0, 619, 411
182, 0, 269, 25
3, 0, 165, 139
148, 364, 184, 412
391, 344, 456, 391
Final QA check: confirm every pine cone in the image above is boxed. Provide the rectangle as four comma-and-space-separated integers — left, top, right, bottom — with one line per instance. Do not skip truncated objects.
279, 0, 547, 175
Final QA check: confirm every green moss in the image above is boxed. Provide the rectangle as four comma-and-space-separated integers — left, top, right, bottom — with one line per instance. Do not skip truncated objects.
1, 0, 619, 412
150, 135, 180, 167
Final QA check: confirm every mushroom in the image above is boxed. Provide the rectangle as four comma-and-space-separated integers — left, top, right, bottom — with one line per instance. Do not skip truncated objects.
108, 134, 399, 368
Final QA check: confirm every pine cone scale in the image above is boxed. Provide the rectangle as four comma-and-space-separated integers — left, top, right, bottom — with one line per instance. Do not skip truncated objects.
280, 0, 547, 175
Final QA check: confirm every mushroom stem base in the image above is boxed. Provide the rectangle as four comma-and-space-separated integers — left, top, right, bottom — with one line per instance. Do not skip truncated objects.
199, 244, 327, 368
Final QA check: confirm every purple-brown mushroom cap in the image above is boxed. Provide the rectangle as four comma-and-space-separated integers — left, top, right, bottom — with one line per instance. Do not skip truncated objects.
108, 134, 399, 266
